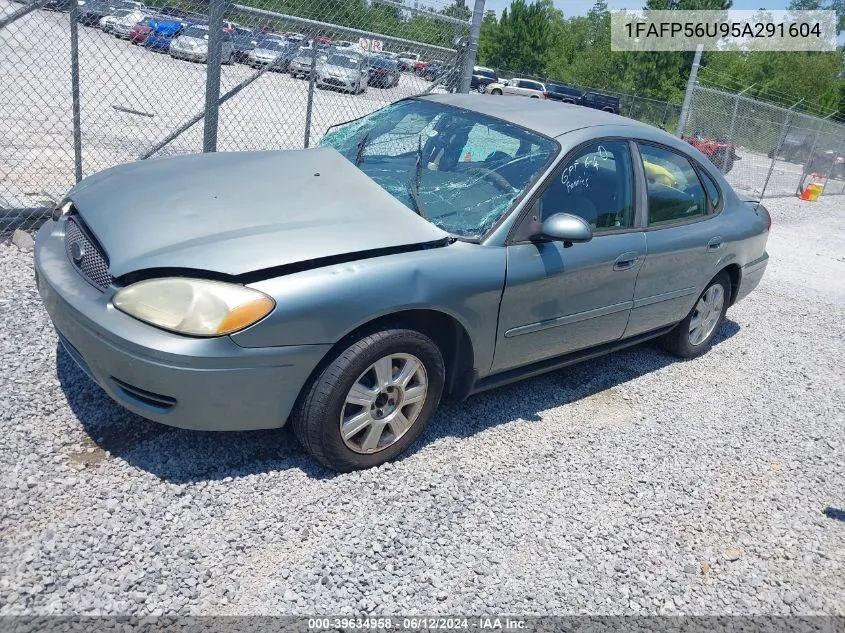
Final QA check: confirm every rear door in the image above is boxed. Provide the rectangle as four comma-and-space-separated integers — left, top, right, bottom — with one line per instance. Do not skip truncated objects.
493, 140, 646, 371
625, 142, 725, 337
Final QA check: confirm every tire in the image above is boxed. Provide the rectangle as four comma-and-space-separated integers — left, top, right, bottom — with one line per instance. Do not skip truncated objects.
491, 88, 502, 95
291, 328, 445, 472
530, 95, 539, 99
659, 272, 731, 359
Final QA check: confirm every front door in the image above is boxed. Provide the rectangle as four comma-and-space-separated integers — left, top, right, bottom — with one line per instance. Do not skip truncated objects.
493, 140, 645, 372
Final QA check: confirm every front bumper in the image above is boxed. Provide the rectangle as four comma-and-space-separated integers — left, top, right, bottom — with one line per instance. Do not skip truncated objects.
171, 47, 207, 61
35, 219, 331, 431
318, 75, 357, 90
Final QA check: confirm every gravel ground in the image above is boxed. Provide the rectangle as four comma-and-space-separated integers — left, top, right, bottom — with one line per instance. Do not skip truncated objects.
0, 196, 843, 616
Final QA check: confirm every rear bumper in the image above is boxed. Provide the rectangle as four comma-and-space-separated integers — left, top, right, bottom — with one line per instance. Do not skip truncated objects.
735, 253, 769, 304
34, 220, 331, 431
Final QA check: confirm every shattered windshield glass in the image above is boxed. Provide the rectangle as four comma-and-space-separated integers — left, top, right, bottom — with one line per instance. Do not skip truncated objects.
319, 100, 557, 239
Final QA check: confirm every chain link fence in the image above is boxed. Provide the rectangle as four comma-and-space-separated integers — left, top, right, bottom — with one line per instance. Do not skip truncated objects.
483, 68, 683, 132
1, 0, 478, 232
680, 84, 845, 200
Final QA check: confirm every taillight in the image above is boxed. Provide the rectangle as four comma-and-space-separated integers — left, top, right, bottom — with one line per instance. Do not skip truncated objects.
543, 91, 548, 99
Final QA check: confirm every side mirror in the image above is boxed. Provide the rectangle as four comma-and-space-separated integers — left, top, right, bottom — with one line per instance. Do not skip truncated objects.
539, 213, 593, 246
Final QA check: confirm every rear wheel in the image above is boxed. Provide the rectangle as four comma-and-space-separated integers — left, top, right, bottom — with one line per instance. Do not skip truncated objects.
659, 272, 730, 359
291, 328, 445, 472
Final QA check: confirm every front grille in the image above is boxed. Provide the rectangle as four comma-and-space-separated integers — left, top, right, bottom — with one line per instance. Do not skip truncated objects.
324, 78, 347, 87
64, 216, 113, 290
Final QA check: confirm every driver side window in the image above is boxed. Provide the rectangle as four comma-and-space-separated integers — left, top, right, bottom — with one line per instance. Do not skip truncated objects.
539, 141, 635, 232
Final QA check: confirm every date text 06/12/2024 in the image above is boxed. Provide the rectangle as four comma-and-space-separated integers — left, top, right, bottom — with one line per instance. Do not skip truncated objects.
307, 617, 528, 630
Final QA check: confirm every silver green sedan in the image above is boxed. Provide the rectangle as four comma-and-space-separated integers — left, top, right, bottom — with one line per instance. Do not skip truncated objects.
35, 95, 770, 471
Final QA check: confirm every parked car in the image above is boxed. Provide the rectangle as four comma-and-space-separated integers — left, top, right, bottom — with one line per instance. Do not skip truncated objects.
100, 8, 142, 34
79, 0, 136, 26
289, 49, 328, 79
546, 83, 582, 104
247, 39, 300, 72
367, 55, 400, 88
317, 53, 368, 94
397, 51, 420, 71
804, 147, 845, 180
470, 66, 498, 92
486, 78, 547, 99
231, 34, 259, 63
127, 15, 157, 43
113, 11, 151, 38
420, 60, 448, 81
156, 5, 186, 18
37, 95, 770, 472
579, 91, 620, 114
682, 133, 741, 174
42, 0, 76, 12
170, 25, 234, 64
769, 128, 813, 163
143, 19, 183, 52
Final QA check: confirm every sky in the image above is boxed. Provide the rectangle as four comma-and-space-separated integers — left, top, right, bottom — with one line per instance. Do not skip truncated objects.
481, 0, 794, 17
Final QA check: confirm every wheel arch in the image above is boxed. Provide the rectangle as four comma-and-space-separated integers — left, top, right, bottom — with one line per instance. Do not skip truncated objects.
305, 309, 476, 402
720, 263, 741, 305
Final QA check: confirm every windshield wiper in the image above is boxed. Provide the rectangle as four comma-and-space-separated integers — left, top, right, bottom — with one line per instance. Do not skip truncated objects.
406, 134, 426, 219
353, 130, 370, 166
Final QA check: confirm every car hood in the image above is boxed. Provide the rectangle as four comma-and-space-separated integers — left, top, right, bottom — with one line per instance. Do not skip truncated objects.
66, 148, 448, 278
251, 47, 281, 56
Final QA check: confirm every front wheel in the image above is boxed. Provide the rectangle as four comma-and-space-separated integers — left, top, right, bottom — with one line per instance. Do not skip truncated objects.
291, 329, 445, 472
491, 88, 502, 95
659, 272, 730, 359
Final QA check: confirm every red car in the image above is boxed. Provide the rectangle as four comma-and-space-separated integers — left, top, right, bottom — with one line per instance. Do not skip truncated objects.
682, 133, 740, 174
128, 17, 156, 44
413, 59, 429, 74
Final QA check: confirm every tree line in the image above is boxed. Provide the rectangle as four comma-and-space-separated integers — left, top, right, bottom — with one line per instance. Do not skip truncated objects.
477, 0, 845, 119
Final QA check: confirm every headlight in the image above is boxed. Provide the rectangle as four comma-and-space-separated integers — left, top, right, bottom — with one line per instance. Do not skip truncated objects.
112, 278, 274, 337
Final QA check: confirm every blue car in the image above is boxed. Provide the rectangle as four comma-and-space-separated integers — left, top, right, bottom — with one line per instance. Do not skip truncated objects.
144, 20, 184, 51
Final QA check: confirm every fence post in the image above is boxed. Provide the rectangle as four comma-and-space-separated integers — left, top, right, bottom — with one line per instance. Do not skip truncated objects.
796, 110, 837, 197
203, 0, 225, 153
459, 0, 485, 93
69, 0, 82, 183
676, 44, 703, 137
303, 43, 319, 148
761, 101, 801, 200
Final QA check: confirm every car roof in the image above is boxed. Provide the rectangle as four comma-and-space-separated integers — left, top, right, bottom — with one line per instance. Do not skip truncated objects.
419, 93, 654, 139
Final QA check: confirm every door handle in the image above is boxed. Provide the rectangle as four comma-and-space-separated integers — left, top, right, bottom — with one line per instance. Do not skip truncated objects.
613, 252, 639, 271
707, 237, 724, 251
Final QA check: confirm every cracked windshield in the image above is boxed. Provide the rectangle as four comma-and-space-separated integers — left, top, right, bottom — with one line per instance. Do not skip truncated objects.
320, 100, 556, 238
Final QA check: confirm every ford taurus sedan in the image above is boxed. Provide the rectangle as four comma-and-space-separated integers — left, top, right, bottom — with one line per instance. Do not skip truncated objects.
35, 95, 770, 472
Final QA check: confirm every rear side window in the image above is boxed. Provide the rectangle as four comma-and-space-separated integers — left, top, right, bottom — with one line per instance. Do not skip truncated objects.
698, 168, 721, 210
639, 144, 708, 226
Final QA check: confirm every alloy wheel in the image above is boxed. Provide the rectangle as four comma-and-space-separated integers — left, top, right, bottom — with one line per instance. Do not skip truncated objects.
339, 353, 428, 454
689, 284, 725, 346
